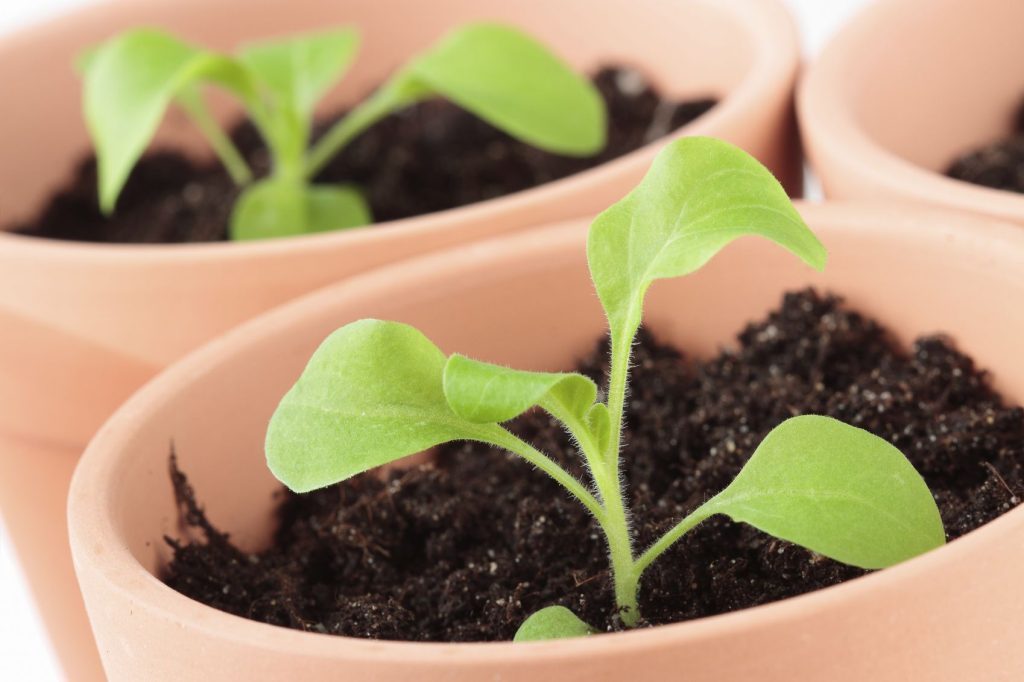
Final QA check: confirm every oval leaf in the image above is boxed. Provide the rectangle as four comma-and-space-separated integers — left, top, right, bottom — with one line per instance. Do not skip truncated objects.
231, 179, 306, 240
304, 184, 372, 233
406, 23, 605, 156
587, 137, 827, 342
266, 320, 485, 492
708, 415, 946, 569
83, 28, 257, 213
231, 179, 370, 240
514, 606, 595, 642
238, 28, 360, 119
443, 354, 596, 424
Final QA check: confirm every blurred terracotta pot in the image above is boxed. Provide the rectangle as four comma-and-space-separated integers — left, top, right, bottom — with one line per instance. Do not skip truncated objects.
69, 202, 1024, 681
799, 0, 1024, 224
0, 0, 800, 676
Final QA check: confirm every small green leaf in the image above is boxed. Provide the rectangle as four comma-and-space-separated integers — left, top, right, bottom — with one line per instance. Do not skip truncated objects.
304, 185, 372, 232
82, 28, 258, 213
230, 179, 370, 240
443, 354, 596, 424
585, 402, 611, 455
232, 179, 306, 240
514, 606, 596, 642
403, 23, 605, 156
707, 415, 946, 569
587, 137, 827, 344
266, 320, 492, 492
238, 28, 359, 120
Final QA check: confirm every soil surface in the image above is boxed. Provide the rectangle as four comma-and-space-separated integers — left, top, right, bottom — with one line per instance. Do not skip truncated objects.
947, 98, 1024, 193
164, 289, 1024, 640
12, 68, 715, 243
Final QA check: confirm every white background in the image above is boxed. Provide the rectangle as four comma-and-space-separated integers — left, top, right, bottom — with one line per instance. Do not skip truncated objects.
0, 0, 870, 679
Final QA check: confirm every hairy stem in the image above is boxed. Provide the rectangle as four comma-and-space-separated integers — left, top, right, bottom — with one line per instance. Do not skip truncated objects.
542, 398, 639, 624
634, 501, 717, 577
603, 490, 640, 626
604, 327, 636, 467
176, 90, 253, 185
305, 76, 423, 178
499, 318, 666, 628
589, 445, 638, 624
484, 427, 605, 523
601, 327, 643, 623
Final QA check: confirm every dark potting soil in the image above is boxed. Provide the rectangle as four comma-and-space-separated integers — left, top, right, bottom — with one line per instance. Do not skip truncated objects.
946, 98, 1024, 193
164, 289, 1024, 640
11, 68, 715, 244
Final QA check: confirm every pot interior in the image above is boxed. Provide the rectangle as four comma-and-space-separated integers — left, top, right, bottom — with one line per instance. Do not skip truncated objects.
100, 208, 1024, 582
847, 0, 1024, 173
0, 0, 755, 227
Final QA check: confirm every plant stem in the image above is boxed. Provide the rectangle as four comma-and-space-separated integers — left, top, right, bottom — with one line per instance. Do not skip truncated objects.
599, 327, 646, 622
634, 501, 717, 576
543, 397, 640, 625
586, 428, 638, 624
529, 319, 701, 628
305, 72, 427, 179
177, 90, 253, 185
305, 87, 399, 179
531, 320, 720, 626
603, 491, 640, 626
604, 327, 635, 468
485, 427, 605, 524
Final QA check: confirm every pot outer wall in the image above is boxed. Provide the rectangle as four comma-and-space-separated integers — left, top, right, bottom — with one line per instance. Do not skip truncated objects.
0, 0, 801, 677
69, 203, 1024, 681
800, 0, 1024, 224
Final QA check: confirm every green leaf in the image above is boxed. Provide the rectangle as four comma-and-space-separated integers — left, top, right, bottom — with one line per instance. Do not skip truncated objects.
230, 179, 370, 240
232, 179, 305, 239
304, 22, 606, 177
82, 28, 258, 213
442, 354, 596, 425
304, 184, 371, 232
585, 402, 611, 455
266, 320, 492, 492
403, 23, 605, 156
238, 28, 359, 120
514, 606, 596, 642
587, 137, 827, 343
707, 415, 946, 569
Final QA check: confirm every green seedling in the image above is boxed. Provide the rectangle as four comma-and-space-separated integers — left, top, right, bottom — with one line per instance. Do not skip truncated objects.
81, 23, 606, 240
264, 137, 946, 639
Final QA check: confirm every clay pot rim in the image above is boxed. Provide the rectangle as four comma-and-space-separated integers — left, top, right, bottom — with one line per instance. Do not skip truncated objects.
0, 0, 797, 263
798, 0, 1024, 219
69, 200, 1024, 664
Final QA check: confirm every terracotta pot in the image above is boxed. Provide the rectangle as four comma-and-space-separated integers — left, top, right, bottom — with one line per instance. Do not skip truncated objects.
0, 0, 800, 676
799, 0, 1024, 224
69, 202, 1024, 681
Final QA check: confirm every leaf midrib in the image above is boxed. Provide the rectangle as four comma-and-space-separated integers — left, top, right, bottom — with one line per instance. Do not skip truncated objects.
713, 486, 922, 537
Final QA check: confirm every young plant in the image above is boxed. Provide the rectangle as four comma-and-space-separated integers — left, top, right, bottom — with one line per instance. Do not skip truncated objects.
81, 23, 606, 240
264, 137, 946, 639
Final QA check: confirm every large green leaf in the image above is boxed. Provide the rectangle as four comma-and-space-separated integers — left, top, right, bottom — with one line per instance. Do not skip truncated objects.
706, 415, 946, 569
238, 28, 359, 120
587, 137, 827, 343
266, 320, 492, 492
514, 606, 595, 642
82, 28, 257, 212
403, 23, 605, 156
443, 354, 596, 424
230, 178, 370, 240
304, 22, 606, 177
